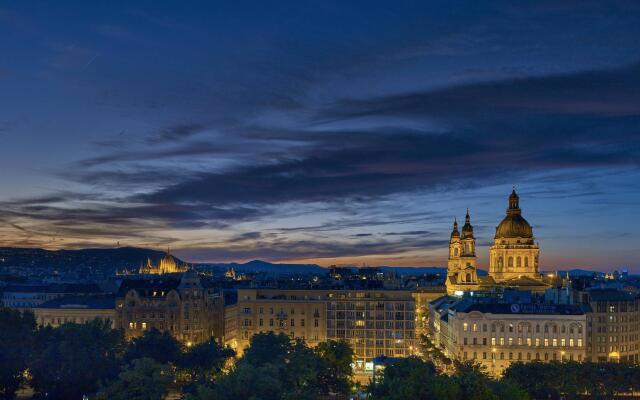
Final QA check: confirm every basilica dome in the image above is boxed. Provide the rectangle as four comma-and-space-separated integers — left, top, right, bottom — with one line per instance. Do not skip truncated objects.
494, 189, 533, 239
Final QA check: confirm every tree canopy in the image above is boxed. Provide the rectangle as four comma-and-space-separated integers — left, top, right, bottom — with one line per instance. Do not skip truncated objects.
0, 308, 36, 400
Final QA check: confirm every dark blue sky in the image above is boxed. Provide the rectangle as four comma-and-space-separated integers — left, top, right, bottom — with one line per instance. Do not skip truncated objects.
1, 1, 639, 270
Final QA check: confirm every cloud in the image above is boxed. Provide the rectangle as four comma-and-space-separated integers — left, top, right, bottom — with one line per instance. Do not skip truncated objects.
149, 123, 207, 143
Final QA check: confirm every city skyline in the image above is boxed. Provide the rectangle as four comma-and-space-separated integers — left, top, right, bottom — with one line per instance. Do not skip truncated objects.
1, 2, 640, 270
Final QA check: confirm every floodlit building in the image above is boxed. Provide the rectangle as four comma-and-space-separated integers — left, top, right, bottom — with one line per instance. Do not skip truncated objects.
581, 288, 640, 363
115, 270, 224, 345
230, 288, 417, 372
446, 189, 549, 295
138, 252, 188, 275
431, 295, 588, 376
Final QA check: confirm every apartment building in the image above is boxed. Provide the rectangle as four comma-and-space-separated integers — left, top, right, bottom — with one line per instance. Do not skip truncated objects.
230, 288, 417, 371
581, 288, 640, 363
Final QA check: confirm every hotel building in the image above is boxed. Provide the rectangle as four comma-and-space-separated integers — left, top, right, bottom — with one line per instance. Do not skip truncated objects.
431, 296, 588, 376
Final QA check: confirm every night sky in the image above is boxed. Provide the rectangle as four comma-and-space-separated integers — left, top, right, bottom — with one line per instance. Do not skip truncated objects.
1, 1, 639, 270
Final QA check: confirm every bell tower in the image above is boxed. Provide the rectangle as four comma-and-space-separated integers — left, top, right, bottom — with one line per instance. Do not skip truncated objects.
459, 209, 478, 284
447, 218, 461, 275
446, 212, 479, 295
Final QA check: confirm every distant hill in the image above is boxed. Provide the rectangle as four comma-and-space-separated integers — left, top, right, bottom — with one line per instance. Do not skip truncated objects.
199, 259, 326, 275
0, 246, 181, 273
198, 260, 453, 276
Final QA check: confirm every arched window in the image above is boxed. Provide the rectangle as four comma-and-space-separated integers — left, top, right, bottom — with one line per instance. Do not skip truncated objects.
454, 248, 458, 256
498, 257, 503, 268
516, 257, 521, 267
524, 257, 529, 267
508, 257, 514, 268
466, 273, 472, 282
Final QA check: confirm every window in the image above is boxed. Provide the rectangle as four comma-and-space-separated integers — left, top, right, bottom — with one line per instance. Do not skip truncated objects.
473, 323, 478, 332
552, 338, 557, 347
508, 257, 513, 267
570, 338, 574, 347
561, 338, 566, 347
463, 323, 468, 331
259, 319, 263, 327
291, 319, 295, 327
527, 338, 531, 346
301, 319, 305, 327
544, 339, 549, 347
491, 337, 496, 346
578, 339, 583, 347
524, 257, 529, 267
270, 319, 274, 327
516, 257, 521, 267
500, 337, 505, 345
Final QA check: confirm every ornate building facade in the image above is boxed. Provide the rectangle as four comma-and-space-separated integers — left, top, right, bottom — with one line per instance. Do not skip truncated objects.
489, 189, 541, 283
115, 270, 225, 345
446, 189, 548, 294
139, 252, 188, 275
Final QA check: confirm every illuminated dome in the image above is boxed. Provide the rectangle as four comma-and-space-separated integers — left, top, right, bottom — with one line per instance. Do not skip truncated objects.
159, 253, 178, 273
494, 189, 533, 239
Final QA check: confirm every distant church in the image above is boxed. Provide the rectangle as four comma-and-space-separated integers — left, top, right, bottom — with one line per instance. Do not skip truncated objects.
139, 251, 188, 275
446, 189, 549, 294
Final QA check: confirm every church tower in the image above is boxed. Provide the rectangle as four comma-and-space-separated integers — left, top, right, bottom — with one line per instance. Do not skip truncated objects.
459, 210, 478, 284
446, 211, 479, 294
447, 218, 461, 274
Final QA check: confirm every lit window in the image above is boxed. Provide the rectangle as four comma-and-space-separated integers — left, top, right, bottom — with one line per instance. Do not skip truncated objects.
463, 323, 468, 331
578, 339, 583, 347
544, 339, 549, 347
142, 322, 147, 330
491, 337, 496, 345
527, 338, 532, 346
552, 338, 557, 347
561, 338, 566, 347
569, 339, 574, 347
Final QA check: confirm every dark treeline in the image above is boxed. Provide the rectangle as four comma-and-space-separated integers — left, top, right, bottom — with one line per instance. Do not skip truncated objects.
0, 308, 353, 400
370, 356, 640, 400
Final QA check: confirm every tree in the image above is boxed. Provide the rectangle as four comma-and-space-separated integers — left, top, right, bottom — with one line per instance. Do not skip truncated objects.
124, 328, 182, 365
178, 338, 235, 390
369, 357, 528, 400
315, 340, 354, 395
99, 358, 173, 400
188, 333, 356, 400
368, 357, 454, 400
29, 319, 125, 400
241, 331, 292, 366
0, 308, 36, 400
